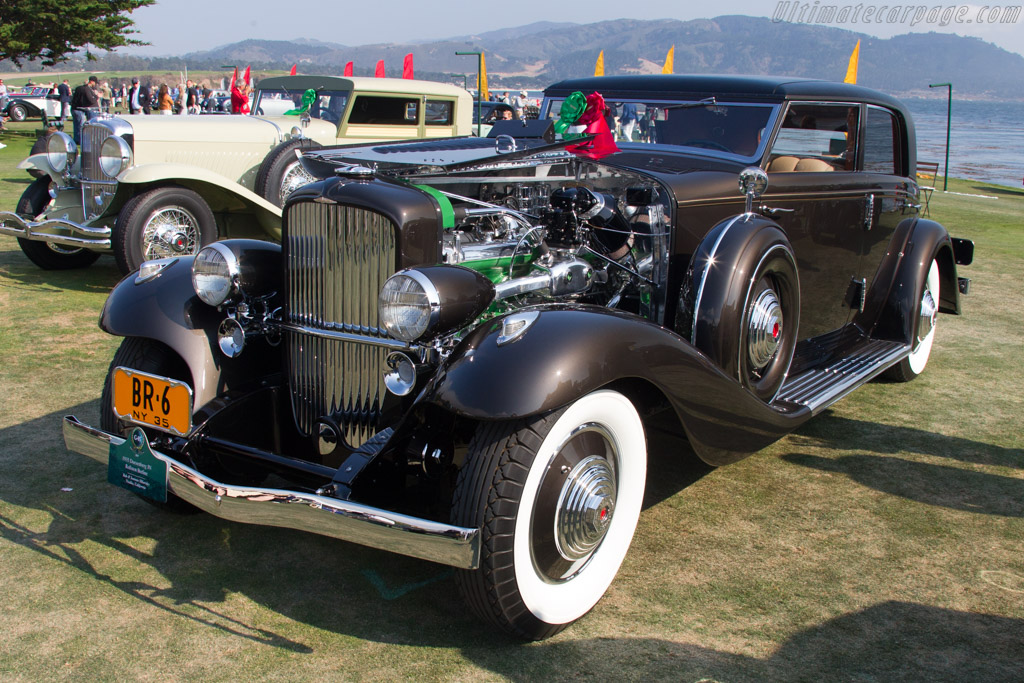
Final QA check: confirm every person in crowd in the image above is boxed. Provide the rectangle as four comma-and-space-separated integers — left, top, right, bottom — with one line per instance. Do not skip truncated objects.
58, 79, 72, 121
71, 75, 100, 144
128, 78, 150, 115
100, 81, 113, 114
512, 90, 528, 119
619, 102, 638, 142
157, 84, 174, 115
0, 79, 7, 130
185, 80, 200, 114
230, 79, 249, 114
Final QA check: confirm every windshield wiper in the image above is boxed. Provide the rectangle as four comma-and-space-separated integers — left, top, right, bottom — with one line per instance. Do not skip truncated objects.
661, 96, 718, 111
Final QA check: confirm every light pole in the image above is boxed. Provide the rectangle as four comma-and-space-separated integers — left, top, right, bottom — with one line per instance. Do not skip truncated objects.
455, 51, 483, 137
453, 74, 468, 90
929, 82, 952, 191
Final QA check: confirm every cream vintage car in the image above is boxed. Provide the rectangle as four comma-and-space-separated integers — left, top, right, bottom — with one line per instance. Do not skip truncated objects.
0, 75, 472, 273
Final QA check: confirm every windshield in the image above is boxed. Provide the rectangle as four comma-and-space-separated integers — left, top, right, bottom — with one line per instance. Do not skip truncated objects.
253, 88, 350, 123
541, 98, 777, 160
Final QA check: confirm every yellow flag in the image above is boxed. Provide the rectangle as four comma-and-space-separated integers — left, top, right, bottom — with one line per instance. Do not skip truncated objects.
662, 46, 675, 74
479, 52, 489, 101
594, 50, 605, 77
844, 40, 860, 84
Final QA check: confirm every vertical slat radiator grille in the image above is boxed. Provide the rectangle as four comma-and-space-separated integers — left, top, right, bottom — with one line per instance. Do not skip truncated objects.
81, 123, 116, 219
284, 201, 398, 447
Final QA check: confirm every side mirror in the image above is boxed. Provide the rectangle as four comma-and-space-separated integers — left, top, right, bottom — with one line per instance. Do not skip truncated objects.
738, 167, 769, 214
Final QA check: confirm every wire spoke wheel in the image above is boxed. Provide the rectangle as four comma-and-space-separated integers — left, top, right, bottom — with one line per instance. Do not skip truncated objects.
278, 160, 317, 206
141, 206, 201, 260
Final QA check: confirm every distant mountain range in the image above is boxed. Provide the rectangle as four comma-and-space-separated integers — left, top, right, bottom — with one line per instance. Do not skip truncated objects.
6, 16, 1023, 100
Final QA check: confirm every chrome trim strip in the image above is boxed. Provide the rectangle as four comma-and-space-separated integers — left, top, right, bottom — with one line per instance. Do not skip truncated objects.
279, 322, 413, 350
63, 416, 481, 569
0, 211, 111, 248
690, 214, 742, 344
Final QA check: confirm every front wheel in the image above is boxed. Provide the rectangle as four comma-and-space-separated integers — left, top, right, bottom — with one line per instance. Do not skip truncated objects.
254, 139, 323, 207
885, 259, 940, 382
8, 103, 27, 121
16, 177, 101, 270
452, 390, 647, 640
100, 337, 199, 513
113, 186, 218, 274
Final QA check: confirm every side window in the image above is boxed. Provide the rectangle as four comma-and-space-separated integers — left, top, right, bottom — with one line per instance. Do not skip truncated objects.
425, 99, 453, 126
863, 106, 900, 175
347, 96, 420, 125
768, 104, 859, 172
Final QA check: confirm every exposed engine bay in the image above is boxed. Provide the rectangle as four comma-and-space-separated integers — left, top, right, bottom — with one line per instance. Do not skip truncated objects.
412, 159, 673, 324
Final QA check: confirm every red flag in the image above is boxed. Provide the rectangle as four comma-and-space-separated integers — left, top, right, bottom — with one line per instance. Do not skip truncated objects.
402, 53, 414, 79
229, 66, 237, 90
243, 65, 251, 86
289, 64, 297, 76
374, 60, 385, 78
344, 61, 353, 77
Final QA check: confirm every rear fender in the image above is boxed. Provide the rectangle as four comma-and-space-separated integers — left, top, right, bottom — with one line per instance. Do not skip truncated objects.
421, 306, 811, 466
860, 217, 960, 344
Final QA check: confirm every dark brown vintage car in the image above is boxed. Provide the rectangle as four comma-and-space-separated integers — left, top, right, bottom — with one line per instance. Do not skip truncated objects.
64, 75, 973, 640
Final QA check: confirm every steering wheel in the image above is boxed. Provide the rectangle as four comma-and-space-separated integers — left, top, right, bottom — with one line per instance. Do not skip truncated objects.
679, 139, 731, 153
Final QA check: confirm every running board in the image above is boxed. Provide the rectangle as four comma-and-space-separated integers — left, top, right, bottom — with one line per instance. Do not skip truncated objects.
775, 339, 909, 415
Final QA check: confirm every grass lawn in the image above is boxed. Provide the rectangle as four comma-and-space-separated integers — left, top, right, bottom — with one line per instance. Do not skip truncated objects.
0, 120, 1021, 681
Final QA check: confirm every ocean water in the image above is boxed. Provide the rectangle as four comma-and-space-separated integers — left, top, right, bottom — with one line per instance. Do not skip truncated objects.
902, 99, 1024, 189
525, 90, 1022, 188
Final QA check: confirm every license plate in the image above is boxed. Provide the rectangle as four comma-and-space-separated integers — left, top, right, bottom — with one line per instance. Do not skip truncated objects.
112, 367, 192, 437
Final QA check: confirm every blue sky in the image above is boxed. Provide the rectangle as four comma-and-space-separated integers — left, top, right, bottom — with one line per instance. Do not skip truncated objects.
124, 0, 1023, 57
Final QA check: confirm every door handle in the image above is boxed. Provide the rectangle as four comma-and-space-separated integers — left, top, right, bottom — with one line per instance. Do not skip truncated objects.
863, 193, 875, 230
758, 205, 795, 217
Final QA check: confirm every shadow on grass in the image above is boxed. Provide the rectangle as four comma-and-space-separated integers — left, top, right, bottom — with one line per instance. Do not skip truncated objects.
5, 402, 1020, 679
783, 413, 1024, 517
472, 601, 1023, 680
970, 184, 1023, 197
0, 245, 123, 294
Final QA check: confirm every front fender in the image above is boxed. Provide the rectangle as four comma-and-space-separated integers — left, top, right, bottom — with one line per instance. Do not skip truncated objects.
100, 256, 225, 411
17, 153, 49, 174
423, 306, 811, 466
119, 162, 282, 236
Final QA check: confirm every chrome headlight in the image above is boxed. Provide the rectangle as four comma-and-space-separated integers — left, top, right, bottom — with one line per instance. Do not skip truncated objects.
45, 132, 77, 173
379, 270, 439, 342
99, 135, 132, 178
192, 243, 239, 307
379, 266, 496, 343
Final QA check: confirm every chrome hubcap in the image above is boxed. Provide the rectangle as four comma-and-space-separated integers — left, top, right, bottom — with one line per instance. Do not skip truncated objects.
555, 455, 616, 561
143, 207, 200, 260
917, 288, 937, 344
748, 288, 783, 369
531, 424, 618, 582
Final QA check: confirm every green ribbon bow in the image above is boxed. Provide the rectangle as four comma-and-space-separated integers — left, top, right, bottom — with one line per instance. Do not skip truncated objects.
284, 89, 316, 115
553, 91, 588, 138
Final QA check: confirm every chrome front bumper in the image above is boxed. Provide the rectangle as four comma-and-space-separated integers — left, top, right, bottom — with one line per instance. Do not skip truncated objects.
0, 211, 111, 249
62, 416, 481, 569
